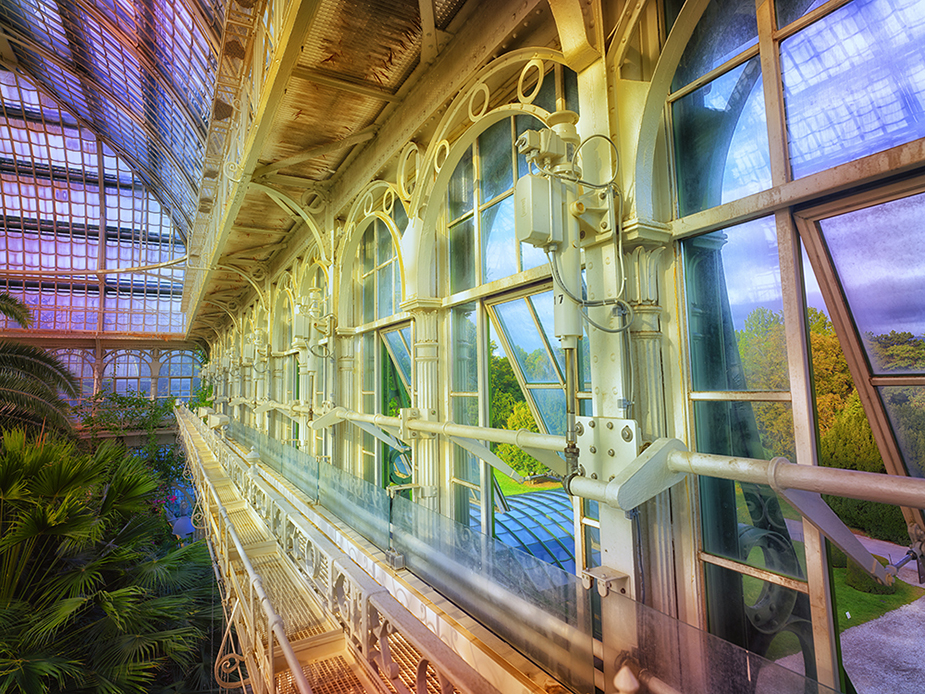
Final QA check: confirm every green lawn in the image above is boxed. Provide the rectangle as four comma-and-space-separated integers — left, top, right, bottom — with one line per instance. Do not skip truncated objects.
831, 568, 924, 635
493, 468, 561, 496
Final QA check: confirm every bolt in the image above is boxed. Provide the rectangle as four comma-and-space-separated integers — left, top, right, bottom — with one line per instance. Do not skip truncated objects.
606, 421, 613, 429
589, 420, 596, 428
621, 588, 626, 594
576, 422, 584, 436
608, 449, 614, 457
609, 475, 615, 481
589, 446, 597, 454
601, 220, 609, 230
591, 473, 597, 480
599, 191, 607, 200
621, 426, 633, 442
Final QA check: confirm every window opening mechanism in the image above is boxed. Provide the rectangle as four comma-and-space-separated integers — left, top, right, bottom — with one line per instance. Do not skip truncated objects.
514, 111, 631, 478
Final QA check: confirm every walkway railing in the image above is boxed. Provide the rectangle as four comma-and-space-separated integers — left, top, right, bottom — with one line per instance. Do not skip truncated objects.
179, 406, 504, 694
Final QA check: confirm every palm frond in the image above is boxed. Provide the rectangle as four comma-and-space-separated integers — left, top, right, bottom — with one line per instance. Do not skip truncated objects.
0, 341, 80, 397
0, 294, 32, 328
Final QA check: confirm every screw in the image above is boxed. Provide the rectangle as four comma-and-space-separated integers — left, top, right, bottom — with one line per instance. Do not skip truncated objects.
589, 446, 597, 454
601, 220, 609, 230
576, 422, 584, 436
606, 421, 613, 429
590, 473, 597, 479
621, 588, 626, 594
621, 426, 633, 442
608, 449, 614, 457
589, 420, 596, 428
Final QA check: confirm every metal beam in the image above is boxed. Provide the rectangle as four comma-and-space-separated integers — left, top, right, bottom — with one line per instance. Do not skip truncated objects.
184, 0, 325, 330
252, 126, 379, 178
290, 66, 400, 102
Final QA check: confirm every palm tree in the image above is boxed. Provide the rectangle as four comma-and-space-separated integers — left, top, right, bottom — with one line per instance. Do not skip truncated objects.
0, 430, 219, 693
0, 294, 79, 432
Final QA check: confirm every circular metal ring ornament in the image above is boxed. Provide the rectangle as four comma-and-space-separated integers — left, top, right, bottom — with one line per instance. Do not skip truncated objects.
518, 59, 545, 104
363, 191, 375, 216
382, 187, 395, 215
302, 190, 326, 214
434, 139, 450, 174
468, 82, 491, 121
397, 143, 420, 201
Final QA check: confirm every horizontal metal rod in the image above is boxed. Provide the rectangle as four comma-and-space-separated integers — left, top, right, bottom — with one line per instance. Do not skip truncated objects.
667, 451, 925, 509
333, 407, 567, 452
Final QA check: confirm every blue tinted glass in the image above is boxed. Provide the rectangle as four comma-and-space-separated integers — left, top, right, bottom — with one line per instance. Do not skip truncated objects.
671, 0, 758, 90
683, 216, 788, 391
818, 191, 925, 375
493, 298, 559, 384
481, 197, 517, 283
781, 0, 925, 178
673, 58, 771, 217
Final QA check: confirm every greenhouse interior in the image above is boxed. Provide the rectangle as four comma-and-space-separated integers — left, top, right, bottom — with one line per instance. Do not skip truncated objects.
0, 0, 924, 691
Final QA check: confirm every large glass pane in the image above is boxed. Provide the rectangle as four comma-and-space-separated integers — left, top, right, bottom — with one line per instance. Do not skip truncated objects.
703, 562, 815, 678
684, 217, 788, 391
775, 0, 827, 29
377, 261, 393, 319
533, 388, 567, 436
781, 0, 925, 178
879, 386, 925, 478
695, 400, 804, 579
451, 303, 478, 393
382, 328, 412, 388
481, 196, 517, 283
673, 57, 771, 217
493, 298, 559, 383
447, 146, 474, 221
668, 0, 758, 90
817, 191, 925, 374
449, 217, 476, 293
478, 119, 513, 203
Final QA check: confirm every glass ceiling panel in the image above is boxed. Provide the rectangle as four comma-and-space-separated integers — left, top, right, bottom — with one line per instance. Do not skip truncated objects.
818, 191, 925, 375
0, 67, 187, 335
0, 0, 220, 235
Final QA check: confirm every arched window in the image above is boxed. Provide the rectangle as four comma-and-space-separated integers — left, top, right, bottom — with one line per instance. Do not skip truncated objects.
157, 351, 201, 401
102, 350, 152, 396
51, 348, 95, 407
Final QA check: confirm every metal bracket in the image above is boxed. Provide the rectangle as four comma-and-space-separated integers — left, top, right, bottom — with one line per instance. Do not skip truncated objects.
581, 566, 630, 597
399, 407, 434, 440
384, 549, 405, 570
446, 435, 525, 483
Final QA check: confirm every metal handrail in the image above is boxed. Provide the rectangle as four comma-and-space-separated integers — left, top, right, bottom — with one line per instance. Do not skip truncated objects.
180, 408, 313, 694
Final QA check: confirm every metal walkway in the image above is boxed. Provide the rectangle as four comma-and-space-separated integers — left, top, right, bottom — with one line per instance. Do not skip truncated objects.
178, 407, 514, 694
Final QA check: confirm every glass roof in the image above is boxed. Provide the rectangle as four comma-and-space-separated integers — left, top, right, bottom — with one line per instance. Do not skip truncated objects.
0, 0, 222, 335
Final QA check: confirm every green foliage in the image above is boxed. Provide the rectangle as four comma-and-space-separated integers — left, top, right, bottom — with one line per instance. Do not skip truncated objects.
187, 383, 213, 411
0, 294, 79, 434
0, 429, 220, 694
495, 401, 548, 476
844, 555, 896, 595
488, 343, 520, 429
78, 390, 184, 486
868, 330, 925, 372
822, 496, 909, 545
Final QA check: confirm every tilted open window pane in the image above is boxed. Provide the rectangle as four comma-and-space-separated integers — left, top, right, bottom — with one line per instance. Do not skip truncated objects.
817, 191, 925, 375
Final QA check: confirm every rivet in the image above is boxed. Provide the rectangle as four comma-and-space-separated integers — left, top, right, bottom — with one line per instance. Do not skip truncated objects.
589, 446, 597, 454
608, 449, 614, 457
589, 420, 596, 428
606, 421, 614, 429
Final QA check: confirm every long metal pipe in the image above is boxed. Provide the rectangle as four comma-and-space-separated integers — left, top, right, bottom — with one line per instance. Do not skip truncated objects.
329, 406, 568, 451
670, 451, 925, 509
568, 447, 925, 510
